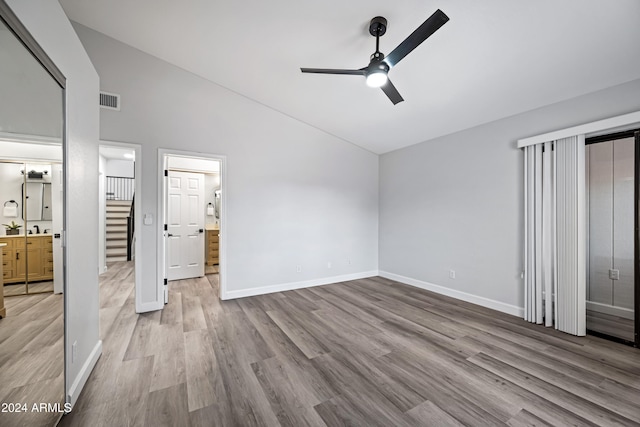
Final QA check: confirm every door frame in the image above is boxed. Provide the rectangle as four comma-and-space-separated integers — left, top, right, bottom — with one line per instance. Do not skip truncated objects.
157, 149, 227, 301
100, 140, 143, 312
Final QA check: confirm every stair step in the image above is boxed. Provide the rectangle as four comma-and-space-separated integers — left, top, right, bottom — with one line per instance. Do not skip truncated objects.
107, 219, 128, 226
106, 248, 127, 256
106, 200, 132, 205
107, 226, 127, 233
107, 213, 130, 219
107, 243, 127, 250
106, 233, 128, 240
106, 255, 128, 262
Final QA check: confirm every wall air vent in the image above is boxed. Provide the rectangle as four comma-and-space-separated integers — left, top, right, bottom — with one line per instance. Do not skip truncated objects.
99, 91, 120, 111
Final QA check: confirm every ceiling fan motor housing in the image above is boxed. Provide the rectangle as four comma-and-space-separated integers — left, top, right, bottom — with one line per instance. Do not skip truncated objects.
369, 16, 387, 37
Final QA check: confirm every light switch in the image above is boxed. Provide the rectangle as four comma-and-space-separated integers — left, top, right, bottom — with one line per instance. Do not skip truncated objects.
609, 269, 620, 280
144, 214, 153, 225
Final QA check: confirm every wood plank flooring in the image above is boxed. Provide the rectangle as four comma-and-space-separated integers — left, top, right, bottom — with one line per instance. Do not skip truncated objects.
61, 263, 640, 426
0, 290, 64, 427
4, 280, 54, 296
587, 309, 635, 342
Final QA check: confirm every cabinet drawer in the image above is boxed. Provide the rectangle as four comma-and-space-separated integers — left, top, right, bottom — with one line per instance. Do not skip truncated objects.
0, 238, 13, 249
208, 235, 220, 243
2, 269, 11, 280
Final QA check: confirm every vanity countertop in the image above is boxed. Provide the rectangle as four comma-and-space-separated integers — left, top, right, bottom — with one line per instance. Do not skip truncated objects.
205, 224, 219, 231
0, 234, 52, 239
0, 243, 6, 247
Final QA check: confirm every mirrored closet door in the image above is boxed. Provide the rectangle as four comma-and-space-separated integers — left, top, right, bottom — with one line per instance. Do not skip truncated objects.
0, 2, 66, 425
586, 133, 638, 346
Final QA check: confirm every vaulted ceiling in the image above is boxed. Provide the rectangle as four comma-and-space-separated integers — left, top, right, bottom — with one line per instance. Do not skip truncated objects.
59, 0, 640, 154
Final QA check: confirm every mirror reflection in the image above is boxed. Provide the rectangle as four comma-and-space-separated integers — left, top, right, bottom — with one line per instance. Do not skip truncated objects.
0, 8, 65, 427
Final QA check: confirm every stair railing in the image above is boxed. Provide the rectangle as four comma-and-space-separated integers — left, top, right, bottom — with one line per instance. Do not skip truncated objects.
127, 194, 134, 261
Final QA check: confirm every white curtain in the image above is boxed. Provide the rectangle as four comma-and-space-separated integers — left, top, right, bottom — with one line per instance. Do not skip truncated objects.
524, 135, 586, 336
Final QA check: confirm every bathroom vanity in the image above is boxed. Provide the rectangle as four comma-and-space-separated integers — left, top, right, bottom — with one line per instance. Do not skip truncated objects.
0, 234, 53, 284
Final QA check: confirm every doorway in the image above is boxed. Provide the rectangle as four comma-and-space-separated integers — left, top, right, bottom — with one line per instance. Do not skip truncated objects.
586, 130, 639, 346
99, 141, 143, 312
158, 150, 225, 303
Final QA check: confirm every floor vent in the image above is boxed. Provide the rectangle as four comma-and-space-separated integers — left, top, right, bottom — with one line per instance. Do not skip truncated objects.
100, 91, 120, 111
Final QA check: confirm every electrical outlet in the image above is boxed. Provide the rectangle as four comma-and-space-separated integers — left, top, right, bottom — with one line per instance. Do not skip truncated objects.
449, 270, 456, 279
72, 341, 77, 363
327, 262, 332, 269
296, 265, 302, 273
609, 269, 620, 280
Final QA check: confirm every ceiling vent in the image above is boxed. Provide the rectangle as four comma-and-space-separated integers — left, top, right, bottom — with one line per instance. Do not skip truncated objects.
99, 91, 120, 111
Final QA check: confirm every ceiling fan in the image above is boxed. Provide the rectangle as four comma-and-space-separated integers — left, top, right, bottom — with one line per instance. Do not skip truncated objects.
301, 9, 449, 105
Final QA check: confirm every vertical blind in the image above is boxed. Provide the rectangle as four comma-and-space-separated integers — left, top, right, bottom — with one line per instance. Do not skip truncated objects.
524, 135, 586, 336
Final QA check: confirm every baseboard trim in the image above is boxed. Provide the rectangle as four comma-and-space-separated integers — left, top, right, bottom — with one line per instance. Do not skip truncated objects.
379, 271, 524, 317
222, 270, 380, 300
587, 300, 634, 320
67, 340, 102, 409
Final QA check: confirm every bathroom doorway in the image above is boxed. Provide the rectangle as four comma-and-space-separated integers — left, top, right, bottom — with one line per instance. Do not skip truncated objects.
586, 130, 639, 346
158, 150, 226, 303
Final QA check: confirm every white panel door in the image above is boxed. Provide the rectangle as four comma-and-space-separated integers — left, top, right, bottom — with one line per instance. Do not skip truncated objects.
166, 170, 205, 281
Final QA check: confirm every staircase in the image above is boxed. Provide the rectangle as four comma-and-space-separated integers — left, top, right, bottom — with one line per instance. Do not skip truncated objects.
106, 200, 131, 263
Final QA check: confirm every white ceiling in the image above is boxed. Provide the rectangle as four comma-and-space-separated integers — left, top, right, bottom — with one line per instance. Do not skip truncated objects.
60, 0, 640, 154
99, 145, 134, 160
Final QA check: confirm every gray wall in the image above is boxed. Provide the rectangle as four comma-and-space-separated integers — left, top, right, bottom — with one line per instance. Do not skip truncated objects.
7, 0, 100, 407
72, 23, 379, 306
380, 78, 640, 313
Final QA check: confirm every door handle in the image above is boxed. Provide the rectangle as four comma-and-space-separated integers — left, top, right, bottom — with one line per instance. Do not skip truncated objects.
168, 233, 173, 237
199, 229, 204, 233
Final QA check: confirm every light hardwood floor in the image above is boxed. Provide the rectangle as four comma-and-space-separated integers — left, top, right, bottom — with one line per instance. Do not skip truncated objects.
61, 262, 640, 426
4, 280, 54, 296
0, 291, 64, 427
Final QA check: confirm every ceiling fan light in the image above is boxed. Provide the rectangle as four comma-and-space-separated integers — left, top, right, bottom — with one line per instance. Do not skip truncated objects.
366, 70, 388, 88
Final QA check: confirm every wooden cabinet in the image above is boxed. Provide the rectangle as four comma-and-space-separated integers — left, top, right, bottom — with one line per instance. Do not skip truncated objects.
206, 228, 219, 266
0, 235, 53, 284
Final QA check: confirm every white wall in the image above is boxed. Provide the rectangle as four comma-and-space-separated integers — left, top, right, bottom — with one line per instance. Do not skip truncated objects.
105, 158, 133, 178
98, 153, 106, 272
73, 23, 379, 306
204, 172, 220, 227
6, 0, 101, 407
380, 78, 640, 316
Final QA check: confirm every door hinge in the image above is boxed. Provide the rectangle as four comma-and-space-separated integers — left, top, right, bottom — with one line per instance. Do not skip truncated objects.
164, 224, 168, 231
164, 278, 168, 285
164, 170, 168, 177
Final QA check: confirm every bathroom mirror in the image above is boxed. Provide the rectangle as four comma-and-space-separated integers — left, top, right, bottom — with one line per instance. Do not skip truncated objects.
42, 182, 52, 220
22, 182, 44, 221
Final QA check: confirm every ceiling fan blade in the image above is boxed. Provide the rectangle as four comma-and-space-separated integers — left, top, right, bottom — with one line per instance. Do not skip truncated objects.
300, 68, 365, 75
381, 79, 404, 104
384, 9, 449, 68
